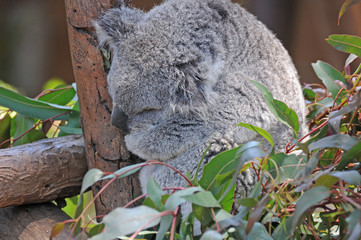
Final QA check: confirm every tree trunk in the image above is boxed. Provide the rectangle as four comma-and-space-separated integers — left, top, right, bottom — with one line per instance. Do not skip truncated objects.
0, 203, 83, 240
64, 0, 142, 216
0, 135, 87, 208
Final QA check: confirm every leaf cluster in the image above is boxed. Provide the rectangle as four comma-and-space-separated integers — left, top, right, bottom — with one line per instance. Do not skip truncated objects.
0, 80, 81, 148
52, 30, 361, 240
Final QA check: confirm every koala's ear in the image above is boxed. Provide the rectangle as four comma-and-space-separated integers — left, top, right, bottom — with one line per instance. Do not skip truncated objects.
94, 7, 144, 47
170, 60, 223, 115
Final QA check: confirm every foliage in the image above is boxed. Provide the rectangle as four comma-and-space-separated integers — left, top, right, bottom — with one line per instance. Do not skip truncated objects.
0, 79, 81, 148
0, 2, 356, 239
50, 3, 361, 240
52, 31, 361, 240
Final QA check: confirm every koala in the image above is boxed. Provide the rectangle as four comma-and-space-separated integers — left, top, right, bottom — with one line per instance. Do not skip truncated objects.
95, 0, 306, 201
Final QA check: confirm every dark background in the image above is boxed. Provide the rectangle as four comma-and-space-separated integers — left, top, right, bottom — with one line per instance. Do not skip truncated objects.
0, 0, 360, 97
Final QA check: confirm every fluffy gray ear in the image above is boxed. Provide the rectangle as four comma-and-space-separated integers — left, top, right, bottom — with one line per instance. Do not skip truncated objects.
94, 7, 144, 47
170, 59, 223, 115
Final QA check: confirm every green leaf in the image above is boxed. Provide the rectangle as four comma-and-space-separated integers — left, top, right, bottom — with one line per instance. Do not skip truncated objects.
164, 187, 203, 211
216, 170, 235, 187
312, 60, 344, 103
338, 0, 361, 24
272, 217, 293, 239
330, 170, 361, 185
244, 221, 273, 240
193, 205, 213, 232
156, 187, 203, 240
346, 209, 361, 238
88, 224, 105, 237
42, 77, 66, 90
147, 176, 163, 210
199, 147, 241, 191
314, 175, 338, 188
80, 169, 104, 194
267, 153, 306, 182
13, 114, 45, 146
309, 134, 360, 152
292, 186, 330, 231
327, 34, 361, 58
58, 126, 83, 135
101, 162, 144, 180
200, 230, 223, 240
246, 194, 270, 235
218, 141, 266, 202
143, 195, 170, 211
90, 206, 161, 240
180, 213, 194, 240
0, 87, 71, 120
337, 141, 361, 170
296, 150, 320, 179
214, 208, 233, 222
250, 80, 299, 136
0, 114, 11, 148
303, 87, 317, 101
38, 85, 76, 105
237, 198, 258, 208
237, 122, 274, 147
183, 191, 221, 208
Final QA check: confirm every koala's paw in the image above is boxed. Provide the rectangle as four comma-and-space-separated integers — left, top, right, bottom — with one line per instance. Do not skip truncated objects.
235, 168, 258, 200
204, 138, 238, 161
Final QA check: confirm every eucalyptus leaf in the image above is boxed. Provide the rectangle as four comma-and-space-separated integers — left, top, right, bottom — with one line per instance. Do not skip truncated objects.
58, 126, 83, 135
200, 230, 223, 240
199, 146, 241, 191
330, 170, 361, 185
309, 134, 360, 152
156, 187, 203, 240
180, 213, 194, 240
80, 169, 104, 194
346, 209, 361, 240
250, 80, 299, 136
338, 0, 361, 24
147, 176, 163, 210
101, 162, 144, 180
337, 141, 361, 170
0, 87, 71, 120
90, 206, 161, 240
237, 122, 274, 147
183, 191, 221, 208
38, 85, 76, 105
295, 151, 320, 179
312, 60, 344, 103
345, 53, 359, 67
268, 153, 306, 182
327, 34, 361, 58
13, 114, 45, 146
292, 186, 330, 231
272, 217, 293, 239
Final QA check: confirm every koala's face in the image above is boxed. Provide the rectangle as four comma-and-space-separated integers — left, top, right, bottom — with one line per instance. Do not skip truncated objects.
106, 38, 171, 134
95, 7, 224, 134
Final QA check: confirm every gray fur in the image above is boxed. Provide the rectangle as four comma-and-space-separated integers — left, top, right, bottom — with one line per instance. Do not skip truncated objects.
95, 0, 306, 201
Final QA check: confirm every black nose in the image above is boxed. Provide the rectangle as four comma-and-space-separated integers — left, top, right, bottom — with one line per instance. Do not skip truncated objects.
111, 107, 129, 134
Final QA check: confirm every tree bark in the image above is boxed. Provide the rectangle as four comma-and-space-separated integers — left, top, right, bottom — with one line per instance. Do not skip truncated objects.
64, 0, 142, 216
0, 203, 83, 240
0, 135, 87, 208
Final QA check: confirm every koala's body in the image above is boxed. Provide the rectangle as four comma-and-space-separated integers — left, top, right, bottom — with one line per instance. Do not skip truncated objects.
95, 0, 306, 199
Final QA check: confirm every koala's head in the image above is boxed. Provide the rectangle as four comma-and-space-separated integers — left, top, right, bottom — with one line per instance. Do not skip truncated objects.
95, 1, 227, 128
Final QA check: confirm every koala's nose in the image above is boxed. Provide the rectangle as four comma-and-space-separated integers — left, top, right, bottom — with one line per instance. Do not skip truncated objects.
111, 107, 129, 135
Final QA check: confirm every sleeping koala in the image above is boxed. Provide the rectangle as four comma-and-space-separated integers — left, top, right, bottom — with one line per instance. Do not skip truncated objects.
95, 0, 306, 199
